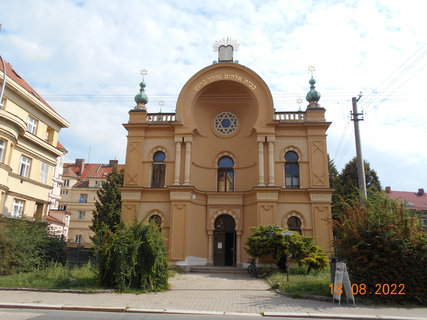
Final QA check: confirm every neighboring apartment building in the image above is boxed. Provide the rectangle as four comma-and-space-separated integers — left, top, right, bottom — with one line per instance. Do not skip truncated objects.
47, 141, 71, 239
0, 61, 70, 220
60, 159, 123, 248
385, 186, 427, 228
121, 43, 334, 267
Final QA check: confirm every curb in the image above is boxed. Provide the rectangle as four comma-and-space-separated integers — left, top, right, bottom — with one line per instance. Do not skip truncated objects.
0, 303, 425, 320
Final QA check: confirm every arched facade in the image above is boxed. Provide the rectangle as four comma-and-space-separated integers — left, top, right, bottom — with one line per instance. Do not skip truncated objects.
122, 59, 333, 266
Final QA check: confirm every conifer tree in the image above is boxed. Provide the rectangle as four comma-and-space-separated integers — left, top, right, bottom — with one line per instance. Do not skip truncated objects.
90, 166, 124, 242
335, 157, 381, 200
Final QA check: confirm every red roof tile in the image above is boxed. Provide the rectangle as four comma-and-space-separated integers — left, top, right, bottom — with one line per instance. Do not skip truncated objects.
63, 162, 124, 184
57, 141, 68, 153
3, 61, 57, 113
385, 188, 427, 211
46, 215, 65, 225
62, 166, 80, 178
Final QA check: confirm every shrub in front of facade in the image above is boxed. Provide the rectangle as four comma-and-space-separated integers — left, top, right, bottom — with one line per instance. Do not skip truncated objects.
98, 222, 169, 292
0, 217, 66, 275
333, 192, 427, 304
245, 225, 328, 274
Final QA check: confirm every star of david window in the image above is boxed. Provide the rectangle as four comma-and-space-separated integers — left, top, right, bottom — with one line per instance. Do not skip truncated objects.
214, 112, 238, 135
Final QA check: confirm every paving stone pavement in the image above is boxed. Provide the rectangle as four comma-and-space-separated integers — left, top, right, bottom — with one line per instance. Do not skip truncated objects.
0, 273, 426, 319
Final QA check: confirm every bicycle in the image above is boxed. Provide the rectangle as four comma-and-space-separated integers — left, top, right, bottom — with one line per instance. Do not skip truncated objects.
247, 257, 259, 278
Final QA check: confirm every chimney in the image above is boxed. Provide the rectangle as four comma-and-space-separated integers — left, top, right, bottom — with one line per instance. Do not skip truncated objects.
417, 188, 424, 196
109, 160, 118, 167
385, 186, 391, 193
75, 158, 85, 176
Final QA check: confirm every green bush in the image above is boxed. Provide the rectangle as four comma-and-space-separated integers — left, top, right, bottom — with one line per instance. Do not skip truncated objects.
0, 217, 66, 275
333, 192, 427, 304
245, 225, 328, 274
98, 222, 169, 292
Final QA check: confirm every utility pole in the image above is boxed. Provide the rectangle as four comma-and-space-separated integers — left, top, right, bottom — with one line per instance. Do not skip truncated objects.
351, 94, 367, 201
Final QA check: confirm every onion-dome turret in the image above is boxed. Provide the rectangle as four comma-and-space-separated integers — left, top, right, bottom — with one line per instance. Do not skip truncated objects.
134, 80, 148, 111
306, 77, 321, 108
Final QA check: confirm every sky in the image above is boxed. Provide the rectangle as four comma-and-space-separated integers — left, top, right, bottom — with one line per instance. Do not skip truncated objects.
0, 0, 426, 192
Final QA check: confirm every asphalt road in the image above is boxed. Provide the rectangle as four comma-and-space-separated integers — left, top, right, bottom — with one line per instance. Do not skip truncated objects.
0, 308, 364, 320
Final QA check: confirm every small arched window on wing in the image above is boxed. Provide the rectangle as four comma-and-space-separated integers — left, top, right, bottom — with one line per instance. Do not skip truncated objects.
151, 151, 166, 188
285, 151, 299, 189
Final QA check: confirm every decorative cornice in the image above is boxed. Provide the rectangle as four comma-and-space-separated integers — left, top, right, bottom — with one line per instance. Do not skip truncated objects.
170, 191, 192, 201
256, 192, 278, 201
121, 192, 141, 201
310, 193, 332, 203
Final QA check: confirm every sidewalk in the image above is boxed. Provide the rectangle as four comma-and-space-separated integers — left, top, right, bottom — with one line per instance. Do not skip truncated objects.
0, 273, 425, 319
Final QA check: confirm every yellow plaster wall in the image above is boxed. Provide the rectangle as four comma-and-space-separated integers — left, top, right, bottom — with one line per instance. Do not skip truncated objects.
121, 61, 334, 264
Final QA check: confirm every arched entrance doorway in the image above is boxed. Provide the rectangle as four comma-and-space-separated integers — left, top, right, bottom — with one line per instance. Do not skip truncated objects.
213, 214, 236, 266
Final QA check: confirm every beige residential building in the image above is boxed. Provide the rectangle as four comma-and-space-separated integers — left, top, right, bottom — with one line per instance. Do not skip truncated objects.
0, 61, 70, 220
121, 44, 334, 267
60, 159, 123, 248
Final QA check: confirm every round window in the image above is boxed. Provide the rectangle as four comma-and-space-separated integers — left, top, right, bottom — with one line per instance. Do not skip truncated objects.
214, 112, 238, 135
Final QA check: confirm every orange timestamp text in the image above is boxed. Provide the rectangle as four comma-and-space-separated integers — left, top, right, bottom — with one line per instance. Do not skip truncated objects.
329, 283, 406, 295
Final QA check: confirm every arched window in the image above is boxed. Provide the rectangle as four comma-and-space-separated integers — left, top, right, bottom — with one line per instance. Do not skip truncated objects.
151, 151, 166, 188
149, 214, 162, 231
217, 156, 234, 192
285, 151, 299, 189
287, 216, 302, 234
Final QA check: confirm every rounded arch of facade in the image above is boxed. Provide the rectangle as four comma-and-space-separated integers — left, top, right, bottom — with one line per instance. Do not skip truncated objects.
282, 211, 305, 230
282, 146, 303, 162
209, 209, 241, 231
146, 210, 167, 227
175, 63, 274, 130
214, 151, 237, 168
149, 146, 169, 162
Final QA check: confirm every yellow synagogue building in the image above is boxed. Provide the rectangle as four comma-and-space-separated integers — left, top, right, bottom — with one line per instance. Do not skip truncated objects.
121, 43, 333, 267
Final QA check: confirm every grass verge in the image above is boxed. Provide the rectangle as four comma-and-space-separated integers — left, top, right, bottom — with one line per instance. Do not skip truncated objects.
267, 269, 331, 298
0, 263, 103, 290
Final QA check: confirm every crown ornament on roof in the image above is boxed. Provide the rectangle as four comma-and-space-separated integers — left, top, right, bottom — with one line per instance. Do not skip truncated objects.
134, 69, 148, 111
213, 38, 239, 63
305, 65, 321, 108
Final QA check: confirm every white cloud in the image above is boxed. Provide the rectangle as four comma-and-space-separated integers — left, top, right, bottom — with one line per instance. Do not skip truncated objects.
1, 0, 426, 190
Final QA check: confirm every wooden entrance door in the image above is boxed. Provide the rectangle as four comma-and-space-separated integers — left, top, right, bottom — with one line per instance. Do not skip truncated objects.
213, 214, 236, 266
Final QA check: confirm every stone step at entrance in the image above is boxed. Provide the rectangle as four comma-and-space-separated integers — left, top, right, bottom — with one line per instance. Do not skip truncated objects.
189, 265, 247, 274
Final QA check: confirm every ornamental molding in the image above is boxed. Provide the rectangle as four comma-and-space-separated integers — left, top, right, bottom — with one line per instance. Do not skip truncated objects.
170, 191, 192, 201
261, 204, 273, 211
275, 138, 308, 161
282, 211, 305, 229
310, 193, 332, 203
142, 139, 174, 161
121, 192, 141, 201
256, 192, 278, 201
209, 208, 241, 231
174, 203, 186, 209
